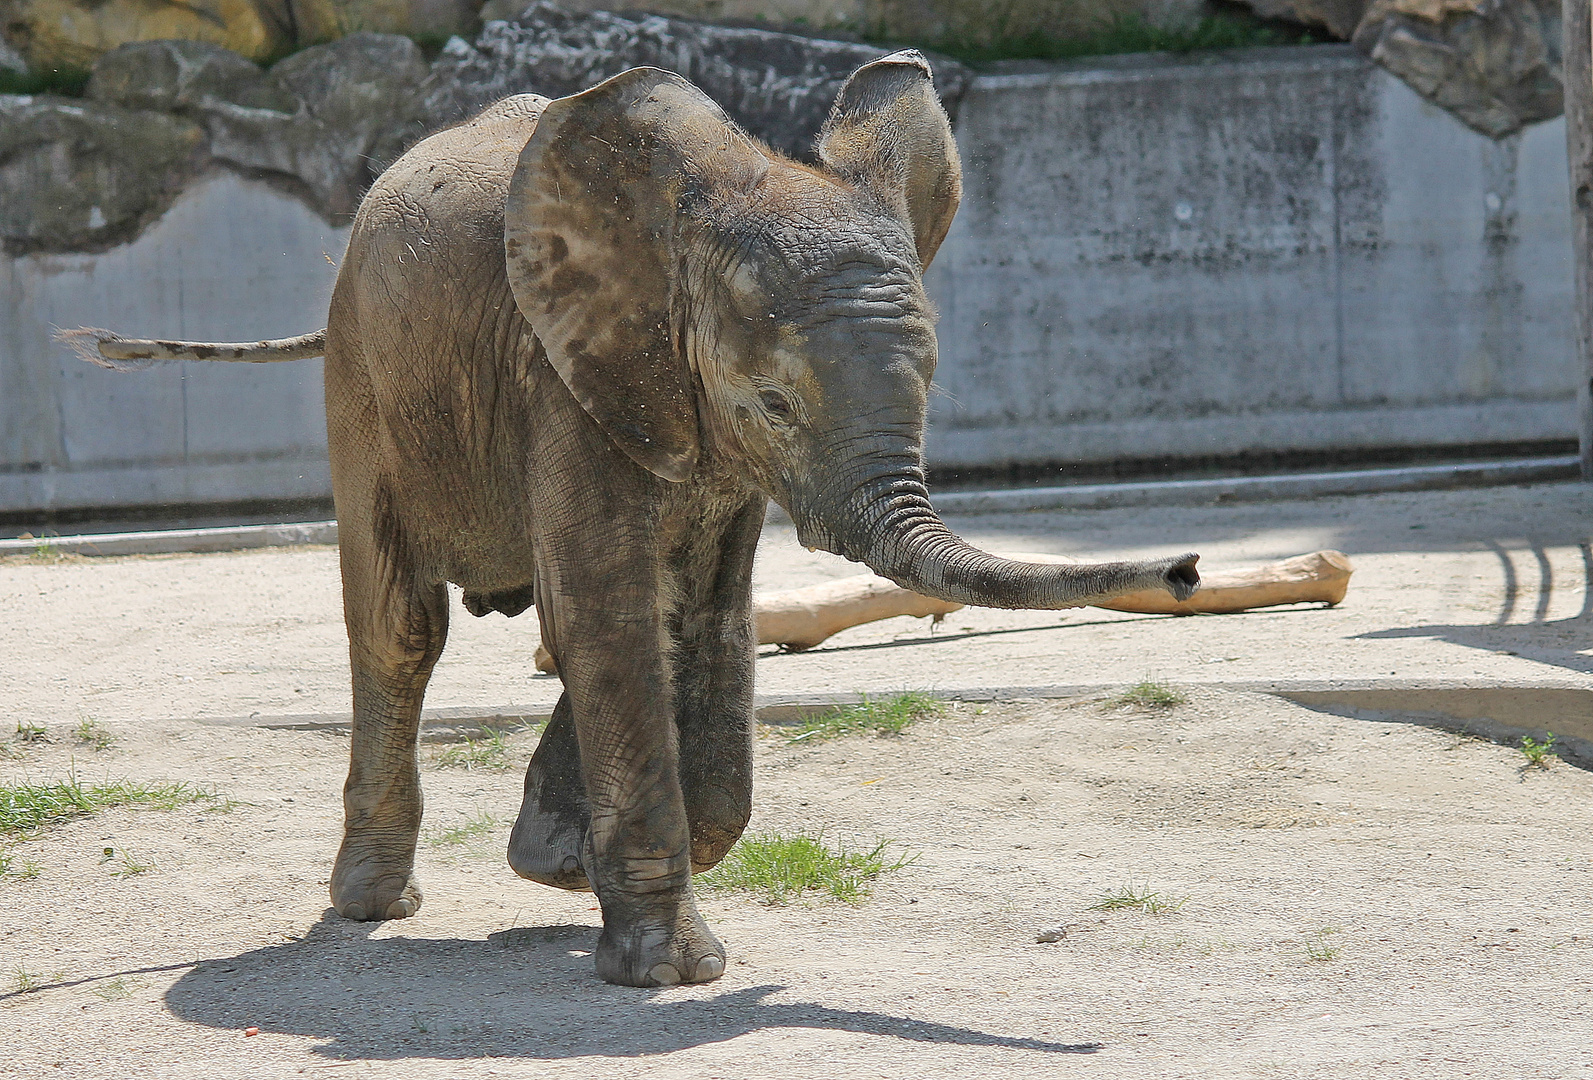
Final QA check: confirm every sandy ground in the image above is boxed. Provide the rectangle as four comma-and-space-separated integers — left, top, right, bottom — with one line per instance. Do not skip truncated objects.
1, 482, 1589, 1076
3, 690, 1591, 1079
1, 484, 1589, 729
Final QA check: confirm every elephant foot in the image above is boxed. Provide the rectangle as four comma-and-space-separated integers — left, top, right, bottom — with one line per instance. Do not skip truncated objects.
507, 807, 592, 891
330, 830, 423, 921
595, 903, 726, 987
689, 816, 744, 875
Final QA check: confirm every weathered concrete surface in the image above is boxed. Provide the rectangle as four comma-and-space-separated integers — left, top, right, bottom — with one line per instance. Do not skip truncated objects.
0, 171, 343, 514
922, 46, 1576, 470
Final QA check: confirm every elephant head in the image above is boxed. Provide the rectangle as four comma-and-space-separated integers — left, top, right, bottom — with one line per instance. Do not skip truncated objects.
505, 52, 1198, 609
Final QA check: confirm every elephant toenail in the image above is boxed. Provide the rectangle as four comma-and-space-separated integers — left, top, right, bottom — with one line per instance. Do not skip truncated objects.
693, 955, 725, 981
647, 963, 682, 986
561, 855, 580, 872
386, 898, 414, 919
343, 903, 368, 921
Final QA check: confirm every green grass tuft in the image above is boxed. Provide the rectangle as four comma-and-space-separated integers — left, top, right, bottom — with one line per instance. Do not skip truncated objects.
99, 846, 153, 877
1519, 734, 1557, 770
13, 720, 48, 744
1305, 927, 1343, 961
0, 776, 214, 835
787, 692, 945, 743
698, 832, 916, 904
1090, 883, 1187, 915
432, 724, 543, 770
425, 812, 501, 846
1112, 681, 1188, 710
73, 719, 115, 752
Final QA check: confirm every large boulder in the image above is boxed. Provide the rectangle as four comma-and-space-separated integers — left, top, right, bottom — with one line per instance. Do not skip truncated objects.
87, 34, 429, 217
1352, 0, 1562, 138
0, 0, 480, 70
423, 1, 973, 162
0, 95, 206, 253
0, 0, 296, 70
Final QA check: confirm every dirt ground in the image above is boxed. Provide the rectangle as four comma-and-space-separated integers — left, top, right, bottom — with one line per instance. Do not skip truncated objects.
2, 484, 1589, 728
3, 690, 1591, 1079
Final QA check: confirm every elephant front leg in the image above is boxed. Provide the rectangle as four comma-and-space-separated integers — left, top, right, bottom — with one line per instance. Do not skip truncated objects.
560, 617, 725, 987
508, 694, 592, 889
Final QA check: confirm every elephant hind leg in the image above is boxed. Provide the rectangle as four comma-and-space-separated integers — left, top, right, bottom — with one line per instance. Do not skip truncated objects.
330, 499, 449, 922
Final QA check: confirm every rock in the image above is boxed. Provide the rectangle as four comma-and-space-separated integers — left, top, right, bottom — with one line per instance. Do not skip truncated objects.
1242, 0, 1370, 38
86, 39, 296, 114
1035, 926, 1069, 943
0, 95, 206, 254
84, 33, 430, 219
1352, 0, 1562, 138
1, 35, 27, 75
0, 0, 480, 70
242, 32, 430, 216
423, 2, 974, 162
0, 0, 295, 70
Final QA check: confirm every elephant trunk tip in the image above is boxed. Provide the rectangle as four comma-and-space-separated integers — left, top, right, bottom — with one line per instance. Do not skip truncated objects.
1161, 553, 1201, 601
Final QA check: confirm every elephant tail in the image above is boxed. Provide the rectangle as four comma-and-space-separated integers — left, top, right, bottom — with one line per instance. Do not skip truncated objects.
55, 327, 328, 372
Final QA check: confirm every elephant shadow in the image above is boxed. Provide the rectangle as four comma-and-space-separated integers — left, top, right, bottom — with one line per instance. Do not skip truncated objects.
163, 911, 1101, 1061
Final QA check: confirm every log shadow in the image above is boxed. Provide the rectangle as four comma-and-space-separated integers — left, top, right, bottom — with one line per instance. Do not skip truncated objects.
163, 912, 1103, 1061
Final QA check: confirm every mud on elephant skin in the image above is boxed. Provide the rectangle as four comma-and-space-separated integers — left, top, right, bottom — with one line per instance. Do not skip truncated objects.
68, 52, 1199, 987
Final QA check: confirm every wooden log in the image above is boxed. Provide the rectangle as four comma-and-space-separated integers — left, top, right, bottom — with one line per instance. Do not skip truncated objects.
531, 549, 1354, 670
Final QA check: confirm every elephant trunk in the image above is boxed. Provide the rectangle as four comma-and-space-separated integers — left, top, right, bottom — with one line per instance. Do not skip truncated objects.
797, 458, 1199, 611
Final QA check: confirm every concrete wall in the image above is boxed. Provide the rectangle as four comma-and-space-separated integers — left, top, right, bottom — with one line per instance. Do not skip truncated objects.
922, 46, 1577, 468
0, 44, 1578, 516
0, 172, 344, 514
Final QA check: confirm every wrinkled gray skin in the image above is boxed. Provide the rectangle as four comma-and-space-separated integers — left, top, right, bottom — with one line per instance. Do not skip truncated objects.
289, 53, 1199, 988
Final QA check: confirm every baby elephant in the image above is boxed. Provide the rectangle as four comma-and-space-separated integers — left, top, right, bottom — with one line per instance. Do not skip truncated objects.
70, 52, 1198, 986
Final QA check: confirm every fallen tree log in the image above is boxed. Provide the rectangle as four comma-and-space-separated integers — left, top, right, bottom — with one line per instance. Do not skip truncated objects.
533, 550, 1353, 671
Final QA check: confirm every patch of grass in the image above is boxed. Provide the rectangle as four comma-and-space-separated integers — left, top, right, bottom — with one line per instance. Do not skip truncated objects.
13, 967, 43, 993
0, 845, 42, 881
426, 812, 500, 847
1519, 734, 1557, 770
1305, 927, 1343, 961
13, 721, 48, 744
1111, 680, 1188, 710
787, 692, 946, 743
73, 719, 115, 752
0, 776, 214, 835
432, 725, 540, 770
99, 846, 153, 877
1090, 883, 1187, 915
92, 977, 136, 1001
698, 832, 916, 904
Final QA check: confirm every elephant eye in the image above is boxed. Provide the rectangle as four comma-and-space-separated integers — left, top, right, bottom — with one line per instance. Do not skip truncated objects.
758, 388, 796, 424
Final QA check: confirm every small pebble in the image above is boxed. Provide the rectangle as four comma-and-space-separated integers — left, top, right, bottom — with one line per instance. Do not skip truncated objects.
1035, 926, 1067, 943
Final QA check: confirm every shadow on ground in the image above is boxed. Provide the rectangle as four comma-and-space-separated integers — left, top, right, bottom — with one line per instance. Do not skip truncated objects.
163, 912, 1101, 1060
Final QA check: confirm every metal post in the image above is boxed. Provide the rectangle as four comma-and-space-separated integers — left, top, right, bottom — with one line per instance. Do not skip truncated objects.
1566, 0, 1593, 479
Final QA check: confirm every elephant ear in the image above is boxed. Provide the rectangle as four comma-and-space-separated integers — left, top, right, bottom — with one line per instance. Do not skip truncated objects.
815, 50, 962, 269
505, 67, 770, 482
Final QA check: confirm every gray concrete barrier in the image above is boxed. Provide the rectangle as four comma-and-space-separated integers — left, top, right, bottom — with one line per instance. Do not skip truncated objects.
1, 45, 1577, 516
